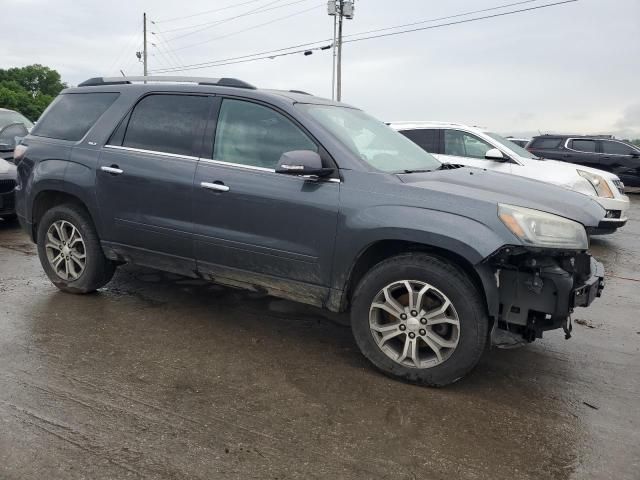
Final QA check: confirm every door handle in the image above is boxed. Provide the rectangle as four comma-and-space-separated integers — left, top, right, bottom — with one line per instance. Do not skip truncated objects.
201, 181, 230, 192
101, 165, 124, 175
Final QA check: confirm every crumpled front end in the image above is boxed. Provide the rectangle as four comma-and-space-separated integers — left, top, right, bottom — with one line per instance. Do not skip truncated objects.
483, 246, 605, 347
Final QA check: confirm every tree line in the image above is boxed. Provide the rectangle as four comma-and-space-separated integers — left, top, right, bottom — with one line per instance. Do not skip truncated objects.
0, 65, 66, 121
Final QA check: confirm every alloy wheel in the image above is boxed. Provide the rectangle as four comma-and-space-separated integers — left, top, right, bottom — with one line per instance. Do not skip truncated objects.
45, 220, 87, 281
369, 280, 460, 368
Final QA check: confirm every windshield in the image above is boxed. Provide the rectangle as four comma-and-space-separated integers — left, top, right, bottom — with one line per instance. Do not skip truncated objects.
298, 104, 441, 172
0, 110, 34, 130
485, 132, 539, 159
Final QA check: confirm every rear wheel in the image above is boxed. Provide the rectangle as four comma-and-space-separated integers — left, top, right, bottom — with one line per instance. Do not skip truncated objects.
350, 253, 488, 386
37, 204, 116, 293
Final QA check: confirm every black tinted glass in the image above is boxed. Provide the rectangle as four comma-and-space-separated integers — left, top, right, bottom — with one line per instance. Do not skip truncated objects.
531, 137, 562, 149
400, 129, 439, 153
32, 93, 119, 141
602, 141, 633, 155
122, 94, 211, 156
571, 139, 596, 153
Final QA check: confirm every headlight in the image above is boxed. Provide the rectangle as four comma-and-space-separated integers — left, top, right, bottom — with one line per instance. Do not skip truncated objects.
577, 170, 614, 198
498, 204, 588, 249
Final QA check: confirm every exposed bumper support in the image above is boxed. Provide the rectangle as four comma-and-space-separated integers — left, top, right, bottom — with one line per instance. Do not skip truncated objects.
486, 248, 605, 344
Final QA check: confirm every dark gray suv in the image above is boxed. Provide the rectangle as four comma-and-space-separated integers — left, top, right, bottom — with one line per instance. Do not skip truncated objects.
15, 76, 606, 386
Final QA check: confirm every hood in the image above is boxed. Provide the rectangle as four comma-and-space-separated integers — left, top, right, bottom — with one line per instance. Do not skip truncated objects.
397, 167, 605, 228
542, 159, 619, 180
0, 158, 17, 179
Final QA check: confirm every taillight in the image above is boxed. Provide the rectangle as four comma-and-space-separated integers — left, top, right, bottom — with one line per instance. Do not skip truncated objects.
13, 144, 27, 164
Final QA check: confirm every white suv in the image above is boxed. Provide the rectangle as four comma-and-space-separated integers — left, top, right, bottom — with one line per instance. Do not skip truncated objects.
390, 121, 629, 234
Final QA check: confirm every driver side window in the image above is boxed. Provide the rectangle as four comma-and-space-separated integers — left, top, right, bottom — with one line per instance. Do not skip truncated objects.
213, 99, 317, 169
444, 130, 493, 159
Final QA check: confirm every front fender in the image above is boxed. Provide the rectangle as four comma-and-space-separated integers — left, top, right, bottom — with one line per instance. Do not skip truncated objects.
332, 204, 510, 293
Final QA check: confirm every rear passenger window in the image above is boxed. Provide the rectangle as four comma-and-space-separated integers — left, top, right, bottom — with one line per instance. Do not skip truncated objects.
32, 93, 119, 141
120, 94, 211, 157
530, 137, 562, 149
400, 129, 439, 153
213, 99, 316, 169
571, 139, 597, 153
602, 141, 633, 155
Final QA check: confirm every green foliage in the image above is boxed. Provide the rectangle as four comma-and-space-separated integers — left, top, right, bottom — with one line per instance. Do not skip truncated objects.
0, 65, 66, 120
631, 139, 640, 147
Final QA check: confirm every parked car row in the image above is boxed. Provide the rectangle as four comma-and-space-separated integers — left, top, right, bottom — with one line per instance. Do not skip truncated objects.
0, 108, 33, 221
390, 122, 630, 234
11, 76, 607, 386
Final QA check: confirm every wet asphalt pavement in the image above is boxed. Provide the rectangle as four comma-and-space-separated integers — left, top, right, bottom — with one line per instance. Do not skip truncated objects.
1, 200, 639, 480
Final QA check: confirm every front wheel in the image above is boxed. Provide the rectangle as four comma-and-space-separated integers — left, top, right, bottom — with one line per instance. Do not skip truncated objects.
350, 253, 489, 387
37, 204, 116, 293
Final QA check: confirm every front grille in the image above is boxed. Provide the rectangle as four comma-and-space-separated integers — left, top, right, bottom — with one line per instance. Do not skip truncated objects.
612, 179, 625, 194
0, 179, 16, 194
0, 191, 15, 212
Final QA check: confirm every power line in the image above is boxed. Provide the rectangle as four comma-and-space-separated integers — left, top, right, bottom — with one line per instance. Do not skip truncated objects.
152, 26, 188, 69
154, 0, 272, 23
341, 0, 540, 39
150, 44, 333, 73
157, 0, 307, 38
150, 0, 578, 74
343, 0, 577, 44
164, 3, 324, 53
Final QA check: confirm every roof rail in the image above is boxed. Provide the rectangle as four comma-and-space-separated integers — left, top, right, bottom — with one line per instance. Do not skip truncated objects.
78, 76, 256, 89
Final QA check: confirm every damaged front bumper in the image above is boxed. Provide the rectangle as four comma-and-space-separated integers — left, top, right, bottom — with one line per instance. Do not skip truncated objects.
481, 246, 605, 346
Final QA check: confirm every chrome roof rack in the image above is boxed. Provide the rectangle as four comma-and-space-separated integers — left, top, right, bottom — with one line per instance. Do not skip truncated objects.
78, 76, 256, 89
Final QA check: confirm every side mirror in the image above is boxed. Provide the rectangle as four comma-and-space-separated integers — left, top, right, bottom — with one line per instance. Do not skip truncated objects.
485, 148, 508, 162
275, 150, 334, 178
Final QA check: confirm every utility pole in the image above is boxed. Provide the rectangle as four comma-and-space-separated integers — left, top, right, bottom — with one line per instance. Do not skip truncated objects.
327, 1, 354, 101
331, 14, 337, 100
143, 12, 148, 79
336, 1, 343, 101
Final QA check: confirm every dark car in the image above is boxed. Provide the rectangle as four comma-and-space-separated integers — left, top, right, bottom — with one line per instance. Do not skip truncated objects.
0, 108, 32, 162
0, 157, 17, 220
528, 134, 640, 191
15, 76, 606, 386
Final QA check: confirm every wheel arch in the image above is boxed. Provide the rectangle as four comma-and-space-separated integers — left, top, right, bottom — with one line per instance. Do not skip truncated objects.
30, 189, 95, 243
341, 238, 487, 306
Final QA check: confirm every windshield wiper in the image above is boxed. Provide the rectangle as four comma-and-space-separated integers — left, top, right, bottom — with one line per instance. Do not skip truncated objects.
437, 163, 465, 170
402, 168, 433, 174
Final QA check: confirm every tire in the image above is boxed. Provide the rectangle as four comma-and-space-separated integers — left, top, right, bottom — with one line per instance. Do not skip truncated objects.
36, 203, 116, 293
350, 253, 488, 387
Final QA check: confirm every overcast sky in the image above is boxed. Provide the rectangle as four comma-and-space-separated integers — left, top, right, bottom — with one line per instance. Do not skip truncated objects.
2, 0, 639, 138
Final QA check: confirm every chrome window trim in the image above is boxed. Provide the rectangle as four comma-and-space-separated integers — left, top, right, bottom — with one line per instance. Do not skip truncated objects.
199, 158, 274, 172
102, 147, 341, 183
600, 139, 640, 156
564, 138, 638, 156
103, 144, 199, 161
200, 158, 341, 183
